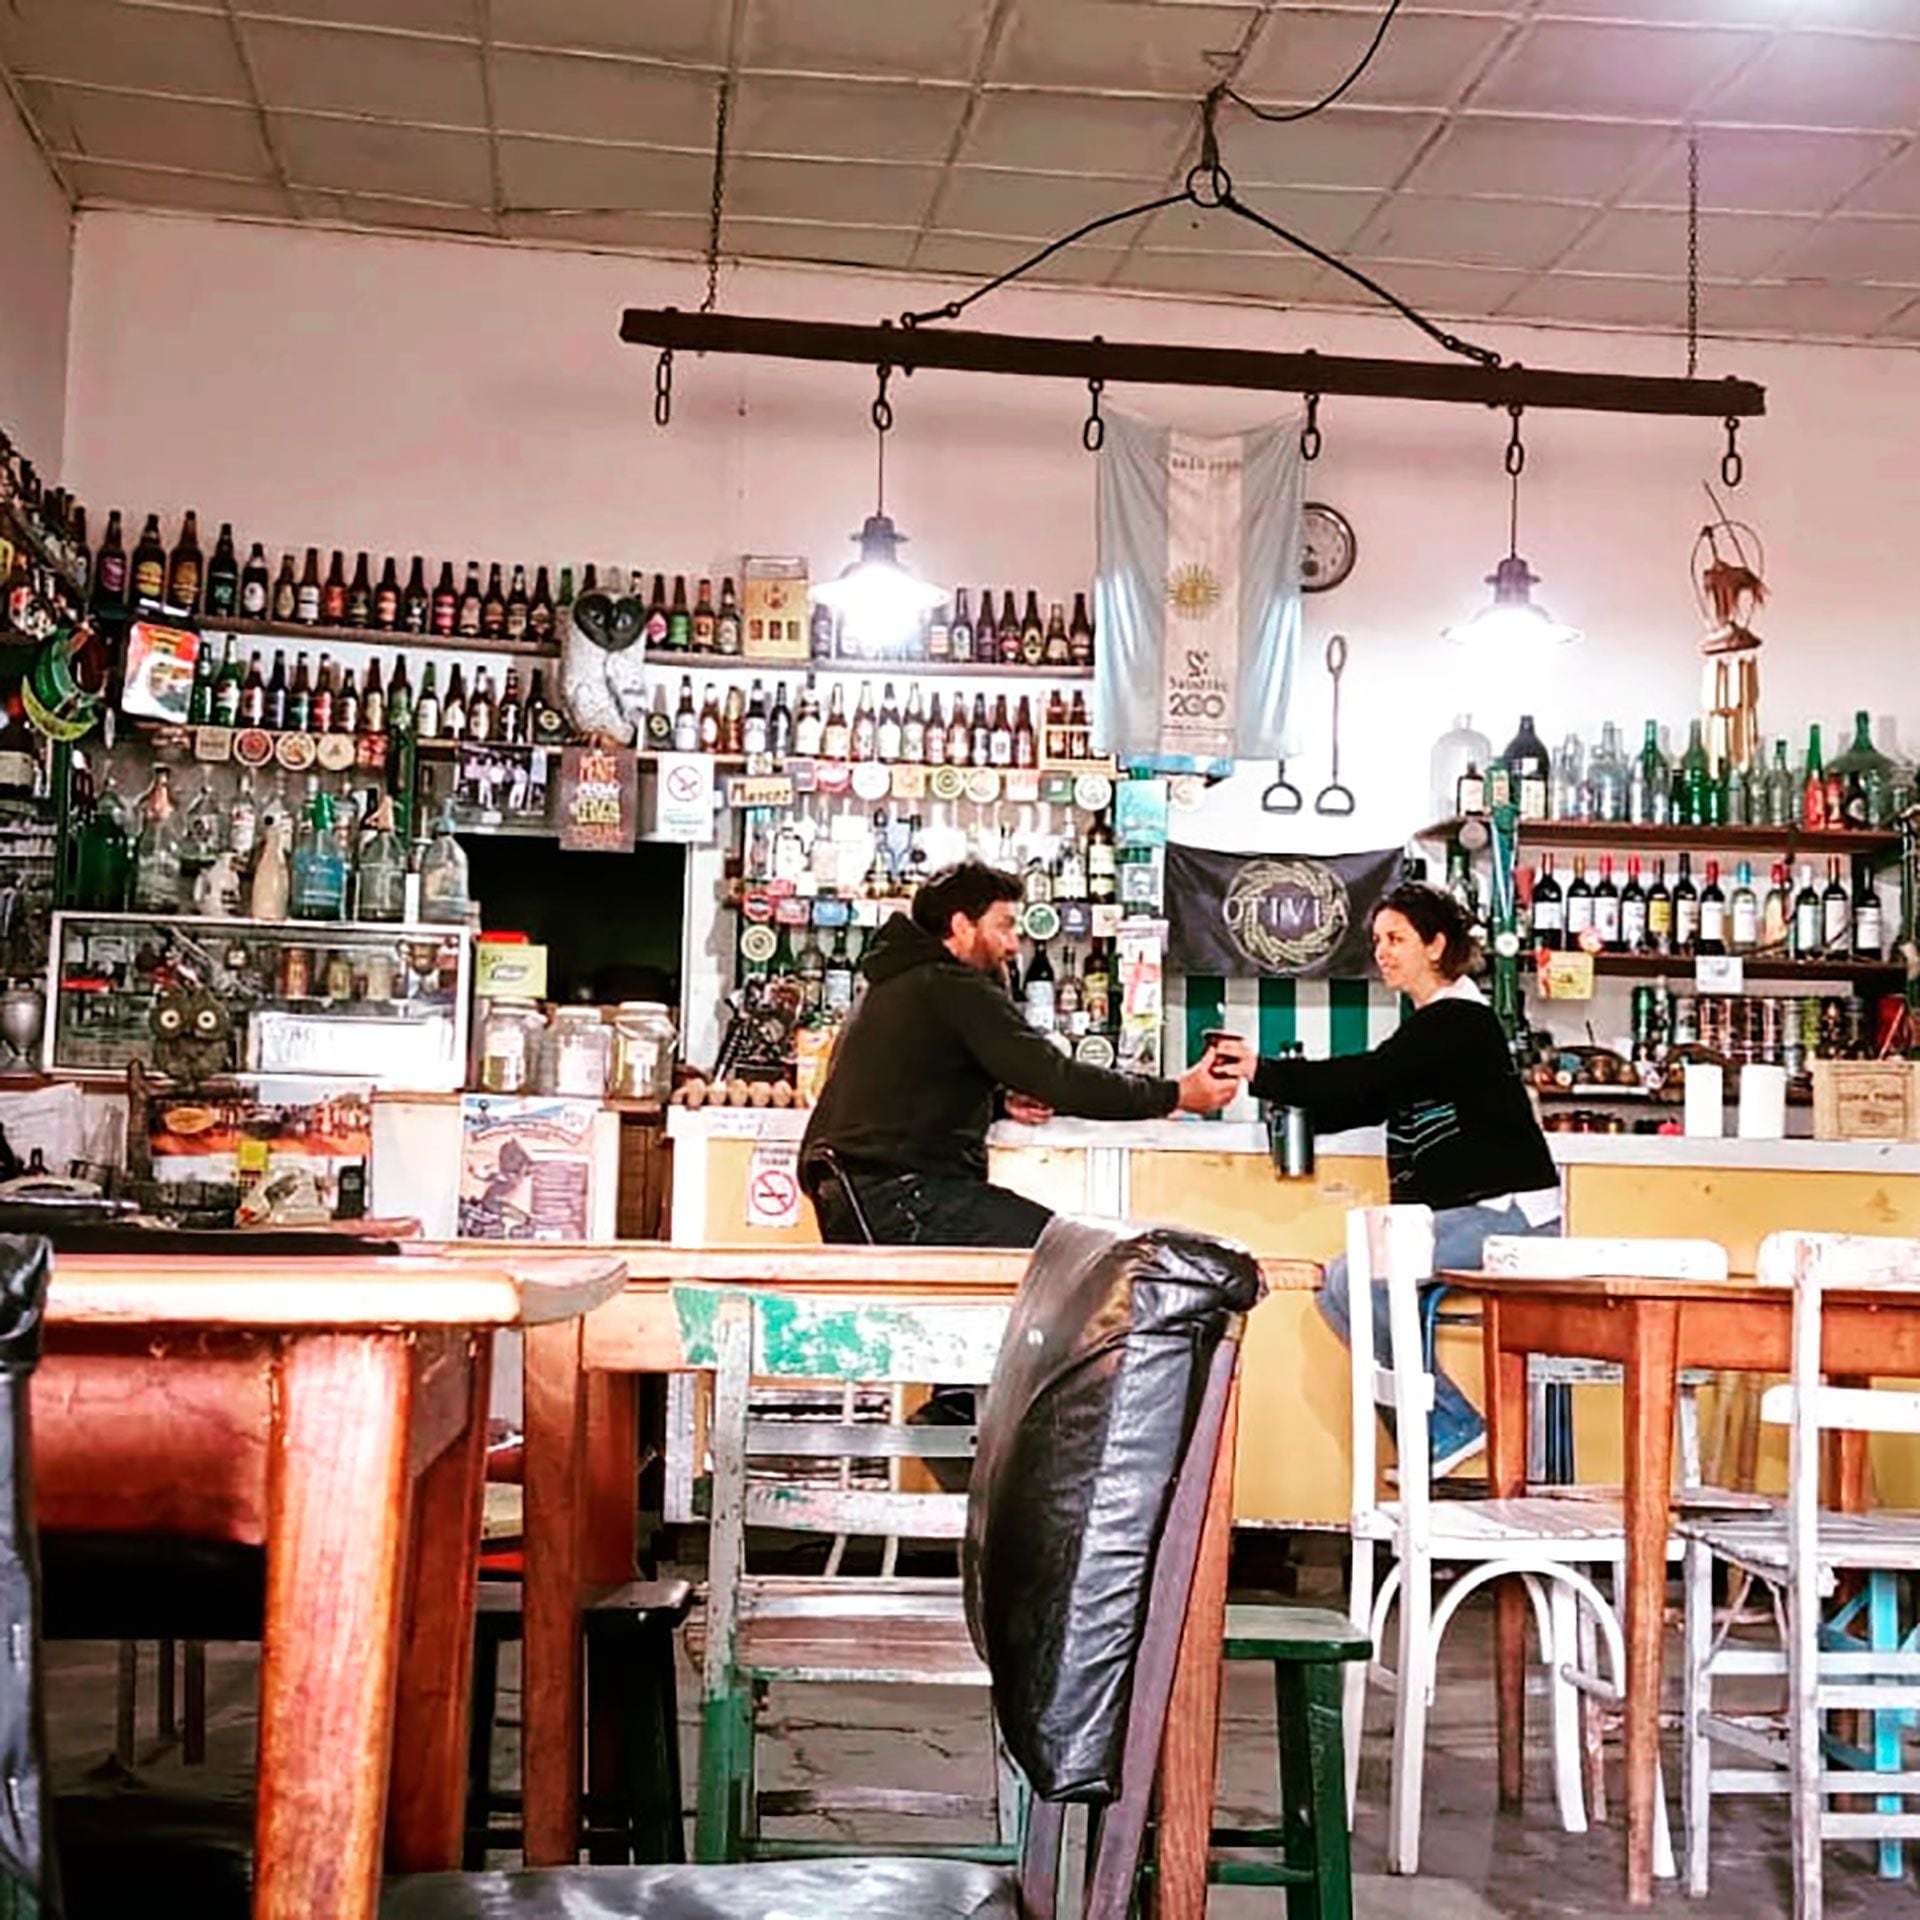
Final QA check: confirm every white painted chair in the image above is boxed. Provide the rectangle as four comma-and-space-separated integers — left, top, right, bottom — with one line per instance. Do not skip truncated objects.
1679, 1231, 1920, 1919
1342, 1205, 1677, 1876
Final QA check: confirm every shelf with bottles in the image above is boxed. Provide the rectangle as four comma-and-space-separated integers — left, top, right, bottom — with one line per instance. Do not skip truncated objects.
47, 909, 475, 1086
642, 649, 1091, 681
202, 613, 559, 664
1426, 818, 1903, 861
1572, 951, 1899, 984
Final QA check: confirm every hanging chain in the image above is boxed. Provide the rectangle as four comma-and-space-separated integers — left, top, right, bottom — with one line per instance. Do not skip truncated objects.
1686, 132, 1700, 380
1503, 402, 1526, 477
1721, 414, 1743, 489
653, 347, 673, 428
1301, 392, 1323, 462
701, 76, 731, 316
1082, 375, 1105, 453
872, 363, 894, 435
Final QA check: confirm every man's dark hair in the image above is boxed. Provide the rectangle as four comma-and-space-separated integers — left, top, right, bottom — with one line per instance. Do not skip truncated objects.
1372, 880, 1478, 979
911, 861, 1023, 940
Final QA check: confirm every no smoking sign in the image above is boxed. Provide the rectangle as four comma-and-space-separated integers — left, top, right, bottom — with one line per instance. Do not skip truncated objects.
745, 1140, 802, 1230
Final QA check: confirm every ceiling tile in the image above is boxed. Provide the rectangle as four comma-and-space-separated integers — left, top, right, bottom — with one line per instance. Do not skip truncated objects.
727, 155, 938, 224
241, 20, 487, 127
934, 167, 1167, 238
723, 220, 920, 269
1227, 108, 1443, 192
499, 207, 710, 249
1327, 258, 1530, 317
234, 0, 479, 34
1699, 30, 1920, 129
492, 51, 718, 146
1763, 217, 1920, 283
0, 1, 251, 96
272, 114, 494, 202
292, 189, 498, 236
1499, 273, 1704, 329
742, 0, 994, 80
1863, 292, 1920, 339
732, 76, 968, 164
1471, 20, 1767, 119
1119, 250, 1327, 303
964, 93, 1192, 175
1701, 278, 1920, 337
1349, 193, 1597, 271
21, 82, 273, 178
1141, 188, 1383, 252
914, 232, 1131, 284
491, 0, 731, 63
1633, 128, 1901, 213
994, 2, 1258, 91
496, 140, 710, 213
1841, 146, 1920, 216
65, 159, 292, 220
1554, 206, 1813, 279
1531, 0, 1796, 20
1407, 116, 1666, 200
1233, 8, 1513, 110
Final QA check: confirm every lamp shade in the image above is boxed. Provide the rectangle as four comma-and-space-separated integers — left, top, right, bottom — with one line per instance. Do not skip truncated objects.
1442, 553, 1580, 648
809, 513, 946, 653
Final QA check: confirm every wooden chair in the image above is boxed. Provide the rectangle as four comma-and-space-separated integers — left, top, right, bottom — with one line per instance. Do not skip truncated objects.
380, 1219, 1256, 1920
676, 1282, 1016, 1864
1679, 1230, 1920, 1918
1345, 1206, 1679, 1876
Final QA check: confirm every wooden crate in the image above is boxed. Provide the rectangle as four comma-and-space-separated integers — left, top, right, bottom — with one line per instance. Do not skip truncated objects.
1810, 1059, 1920, 1142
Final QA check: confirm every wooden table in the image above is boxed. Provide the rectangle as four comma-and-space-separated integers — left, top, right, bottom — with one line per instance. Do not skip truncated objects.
515, 1242, 1318, 1920
33, 1248, 626, 1920
1445, 1267, 1920, 1908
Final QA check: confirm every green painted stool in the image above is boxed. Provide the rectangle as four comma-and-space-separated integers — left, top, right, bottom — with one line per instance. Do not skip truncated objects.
1211, 1603, 1371, 1920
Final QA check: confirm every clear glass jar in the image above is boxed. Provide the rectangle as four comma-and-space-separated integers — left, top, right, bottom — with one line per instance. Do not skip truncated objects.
547, 1005, 612, 1097
480, 997, 546, 1094
612, 1001, 676, 1101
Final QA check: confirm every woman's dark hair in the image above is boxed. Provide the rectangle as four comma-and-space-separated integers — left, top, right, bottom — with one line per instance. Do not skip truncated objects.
1371, 881, 1478, 979
911, 861, 1023, 939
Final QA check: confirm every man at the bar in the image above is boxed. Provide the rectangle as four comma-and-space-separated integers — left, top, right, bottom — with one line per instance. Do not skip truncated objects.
801, 860, 1237, 1245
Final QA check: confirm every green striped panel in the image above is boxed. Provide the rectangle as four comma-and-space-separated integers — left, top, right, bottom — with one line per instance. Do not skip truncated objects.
1183, 975, 1225, 1121
1328, 977, 1374, 1057
1257, 976, 1297, 1056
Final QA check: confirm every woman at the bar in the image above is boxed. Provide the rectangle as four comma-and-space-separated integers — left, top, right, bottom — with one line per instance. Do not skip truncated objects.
1215, 882, 1560, 1474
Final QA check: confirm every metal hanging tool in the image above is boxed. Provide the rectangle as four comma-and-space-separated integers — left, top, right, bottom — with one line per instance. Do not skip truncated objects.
1314, 634, 1356, 815
1261, 760, 1304, 814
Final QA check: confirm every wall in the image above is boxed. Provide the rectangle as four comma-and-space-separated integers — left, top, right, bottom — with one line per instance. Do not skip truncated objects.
0, 97, 71, 470
61, 210, 1920, 1053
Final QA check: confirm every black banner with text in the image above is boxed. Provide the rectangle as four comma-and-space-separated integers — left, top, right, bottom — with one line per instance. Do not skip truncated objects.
1165, 845, 1401, 978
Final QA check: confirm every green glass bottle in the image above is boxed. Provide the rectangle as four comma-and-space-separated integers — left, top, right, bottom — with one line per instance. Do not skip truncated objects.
1680, 719, 1712, 826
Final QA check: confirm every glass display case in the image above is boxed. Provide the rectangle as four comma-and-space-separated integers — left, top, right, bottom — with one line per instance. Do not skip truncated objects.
47, 911, 473, 1088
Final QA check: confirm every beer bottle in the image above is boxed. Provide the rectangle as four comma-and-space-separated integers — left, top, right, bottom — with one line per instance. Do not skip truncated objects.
336, 665, 361, 736
346, 551, 373, 628
480, 563, 508, 639
697, 682, 722, 751
924, 693, 947, 767
1020, 590, 1045, 667
189, 634, 218, 724
321, 549, 348, 625
970, 692, 992, 766
432, 562, 459, 636
528, 566, 555, 644
362, 657, 386, 734
66, 502, 89, 599
793, 679, 823, 757
645, 574, 670, 651
990, 693, 1014, 768
1088, 820, 1117, 902
901, 682, 926, 764
240, 651, 266, 727
131, 513, 168, 604
1043, 600, 1071, 667
373, 556, 401, 630
443, 664, 469, 739
768, 680, 793, 756
972, 590, 994, 668
213, 637, 244, 727
167, 510, 205, 613
1013, 695, 1037, 768
821, 683, 851, 760
93, 510, 129, 618
402, 556, 430, 634
241, 541, 271, 619
530, 670, 567, 745
289, 651, 314, 731
389, 656, 415, 736
554, 567, 575, 646
204, 521, 240, 618
997, 591, 1022, 667
1069, 687, 1091, 759
310, 653, 336, 734
497, 668, 523, 744
504, 564, 530, 641
949, 587, 973, 664
457, 562, 484, 637
850, 682, 877, 762
875, 682, 902, 763
669, 575, 693, 651
716, 576, 742, 656
1069, 591, 1094, 668
468, 668, 495, 742
691, 577, 716, 652
273, 553, 299, 623
809, 598, 837, 659
720, 684, 744, 753
264, 650, 289, 730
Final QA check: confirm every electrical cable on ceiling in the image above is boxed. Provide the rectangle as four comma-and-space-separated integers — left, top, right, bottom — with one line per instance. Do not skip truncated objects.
1220, 0, 1407, 125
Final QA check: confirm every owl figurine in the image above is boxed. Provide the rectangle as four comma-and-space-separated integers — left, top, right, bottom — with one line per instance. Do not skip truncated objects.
560, 589, 649, 745
150, 985, 235, 1087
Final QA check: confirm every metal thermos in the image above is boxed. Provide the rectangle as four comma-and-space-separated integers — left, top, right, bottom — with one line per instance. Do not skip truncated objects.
1264, 1099, 1316, 1180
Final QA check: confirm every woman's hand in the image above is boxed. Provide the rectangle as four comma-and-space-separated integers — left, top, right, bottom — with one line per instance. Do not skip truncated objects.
1003, 1092, 1055, 1127
1204, 1034, 1255, 1080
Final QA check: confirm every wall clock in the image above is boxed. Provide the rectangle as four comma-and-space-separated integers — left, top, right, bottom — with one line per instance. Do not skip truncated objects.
1300, 502, 1356, 593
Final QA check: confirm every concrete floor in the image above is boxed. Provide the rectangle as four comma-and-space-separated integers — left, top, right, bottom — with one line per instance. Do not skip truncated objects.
41, 1569, 1911, 1918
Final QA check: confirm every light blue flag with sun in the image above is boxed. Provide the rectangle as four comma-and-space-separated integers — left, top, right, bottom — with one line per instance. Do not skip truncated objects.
1093, 410, 1304, 770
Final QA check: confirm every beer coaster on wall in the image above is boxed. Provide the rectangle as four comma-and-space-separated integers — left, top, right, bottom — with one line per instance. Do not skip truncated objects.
851, 763, 890, 802
275, 732, 317, 771
1022, 901, 1062, 943
1004, 770, 1040, 803
739, 925, 778, 965
1073, 773, 1113, 812
316, 733, 357, 773
965, 768, 1001, 805
232, 728, 275, 767
930, 765, 965, 802
193, 727, 235, 763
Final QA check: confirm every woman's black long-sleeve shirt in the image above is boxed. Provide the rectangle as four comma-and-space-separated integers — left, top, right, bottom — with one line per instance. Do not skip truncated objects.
1250, 988, 1557, 1212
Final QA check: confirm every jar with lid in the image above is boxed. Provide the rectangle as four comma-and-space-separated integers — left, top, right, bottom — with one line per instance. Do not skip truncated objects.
480, 997, 546, 1094
612, 1001, 676, 1101
547, 1005, 612, 1097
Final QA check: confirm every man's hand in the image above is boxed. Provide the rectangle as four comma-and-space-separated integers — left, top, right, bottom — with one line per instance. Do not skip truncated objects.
1003, 1092, 1055, 1127
1206, 1034, 1255, 1080
1175, 1050, 1241, 1115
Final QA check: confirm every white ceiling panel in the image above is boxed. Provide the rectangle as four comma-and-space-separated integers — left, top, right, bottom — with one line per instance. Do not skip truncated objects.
22, 82, 274, 178
722, 220, 920, 269
64, 158, 293, 219
1702, 278, 1920, 338
496, 140, 711, 214
1408, 116, 1667, 201
935, 168, 1169, 238
1499, 273, 1706, 330
1863, 294, 1920, 340
489, 0, 732, 64
1233, 8, 1513, 110
234, 0, 481, 35
0, 1, 251, 96
914, 232, 1129, 283
727, 156, 940, 225
1702, 30, 1920, 130
1763, 217, 1920, 284
1124, 249, 1327, 303
1225, 108, 1442, 192
499, 208, 710, 250
1554, 206, 1813, 280
963, 92, 1193, 175
732, 77, 969, 165
1350, 193, 1598, 272
1841, 147, 1920, 218
1473, 19, 1767, 119
491, 51, 718, 148
1633, 128, 1902, 214
241, 19, 487, 128
1532, 0, 1796, 20
994, 2, 1258, 92
273, 114, 493, 202
1333, 258, 1531, 318
1141, 188, 1384, 253
742, 0, 995, 81
293, 188, 499, 236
